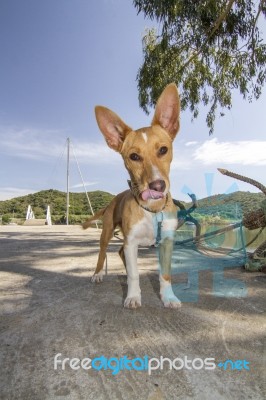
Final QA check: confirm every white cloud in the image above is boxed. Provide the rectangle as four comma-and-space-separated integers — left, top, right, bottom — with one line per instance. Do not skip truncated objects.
185, 141, 198, 146
171, 141, 197, 170
193, 138, 266, 166
0, 126, 65, 160
70, 141, 119, 165
70, 181, 98, 189
0, 126, 120, 165
171, 157, 192, 170
0, 187, 37, 201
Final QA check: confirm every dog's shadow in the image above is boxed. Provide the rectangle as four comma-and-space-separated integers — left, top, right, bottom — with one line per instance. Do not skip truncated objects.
117, 272, 160, 307
147, 273, 160, 300
117, 275, 127, 306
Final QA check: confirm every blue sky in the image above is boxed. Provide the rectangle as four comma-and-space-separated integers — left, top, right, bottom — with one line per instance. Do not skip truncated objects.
0, 0, 265, 204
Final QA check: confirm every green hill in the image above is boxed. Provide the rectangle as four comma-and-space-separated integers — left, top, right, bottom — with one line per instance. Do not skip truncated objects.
182, 191, 265, 223
0, 189, 264, 225
0, 189, 114, 224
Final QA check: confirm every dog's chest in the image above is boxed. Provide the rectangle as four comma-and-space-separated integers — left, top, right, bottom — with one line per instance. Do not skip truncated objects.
128, 212, 156, 246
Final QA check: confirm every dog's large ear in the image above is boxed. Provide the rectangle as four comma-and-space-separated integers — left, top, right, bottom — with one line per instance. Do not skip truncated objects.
152, 83, 180, 140
95, 106, 132, 152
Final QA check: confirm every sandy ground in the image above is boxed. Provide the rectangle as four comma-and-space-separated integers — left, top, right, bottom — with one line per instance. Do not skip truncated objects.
0, 225, 265, 400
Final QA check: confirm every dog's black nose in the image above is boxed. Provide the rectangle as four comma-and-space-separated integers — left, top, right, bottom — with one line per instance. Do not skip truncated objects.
149, 180, 166, 192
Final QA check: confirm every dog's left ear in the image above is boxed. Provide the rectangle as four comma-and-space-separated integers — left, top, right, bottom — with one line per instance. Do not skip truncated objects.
152, 83, 180, 140
95, 106, 132, 152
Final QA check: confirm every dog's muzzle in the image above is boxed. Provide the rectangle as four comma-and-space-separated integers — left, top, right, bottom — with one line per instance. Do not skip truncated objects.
149, 180, 166, 193
141, 180, 166, 201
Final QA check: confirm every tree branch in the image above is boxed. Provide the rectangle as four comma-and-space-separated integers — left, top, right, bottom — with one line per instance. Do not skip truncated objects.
209, 0, 236, 39
179, 0, 236, 72
250, 0, 264, 63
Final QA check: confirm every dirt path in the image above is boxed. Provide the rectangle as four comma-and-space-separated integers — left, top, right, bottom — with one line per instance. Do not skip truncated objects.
0, 226, 265, 400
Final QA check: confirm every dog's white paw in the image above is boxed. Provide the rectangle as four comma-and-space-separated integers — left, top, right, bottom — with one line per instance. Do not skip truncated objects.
160, 277, 181, 309
161, 294, 181, 309
91, 272, 103, 283
124, 296, 141, 309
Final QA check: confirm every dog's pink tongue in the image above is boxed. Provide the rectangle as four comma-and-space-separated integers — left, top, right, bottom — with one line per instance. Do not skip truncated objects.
141, 189, 164, 201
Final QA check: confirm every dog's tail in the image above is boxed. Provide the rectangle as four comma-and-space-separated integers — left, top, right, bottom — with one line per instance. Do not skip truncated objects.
82, 208, 106, 229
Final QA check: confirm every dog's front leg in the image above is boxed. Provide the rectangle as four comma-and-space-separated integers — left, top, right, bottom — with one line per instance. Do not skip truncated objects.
159, 235, 181, 309
123, 242, 141, 309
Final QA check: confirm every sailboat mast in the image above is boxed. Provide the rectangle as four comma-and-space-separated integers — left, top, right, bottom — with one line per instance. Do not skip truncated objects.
66, 137, 70, 225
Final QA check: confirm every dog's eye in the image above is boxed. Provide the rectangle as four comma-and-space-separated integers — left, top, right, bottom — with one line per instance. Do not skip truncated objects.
130, 153, 141, 161
158, 146, 168, 156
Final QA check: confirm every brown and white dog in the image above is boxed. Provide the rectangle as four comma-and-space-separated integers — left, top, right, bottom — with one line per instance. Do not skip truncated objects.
83, 83, 181, 309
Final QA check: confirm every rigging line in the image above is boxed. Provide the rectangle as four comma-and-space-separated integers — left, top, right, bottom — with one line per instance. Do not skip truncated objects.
70, 140, 99, 229
44, 140, 67, 190
175, 222, 242, 246
176, 226, 265, 256
237, 226, 265, 251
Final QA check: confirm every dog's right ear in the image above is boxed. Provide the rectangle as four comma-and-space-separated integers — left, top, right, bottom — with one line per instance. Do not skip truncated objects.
152, 83, 180, 140
95, 106, 132, 152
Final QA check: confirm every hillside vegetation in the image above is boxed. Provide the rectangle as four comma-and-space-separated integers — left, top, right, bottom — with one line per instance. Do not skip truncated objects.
0, 189, 264, 225
184, 191, 265, 223
0, 189, 114, 224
